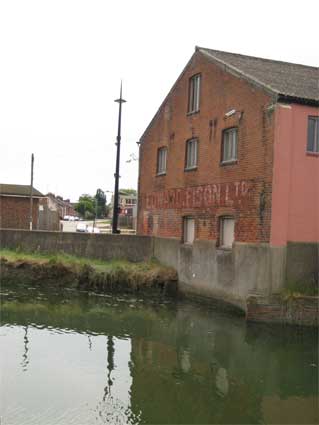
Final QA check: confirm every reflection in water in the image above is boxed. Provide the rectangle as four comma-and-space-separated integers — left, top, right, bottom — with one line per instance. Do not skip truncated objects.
96, 338, 135, 425
180, 349, 191, 373
103, 336, 115, 401
215, 368, 229, 397
1, 283, 318, 424
88, 334, 92, 351
21, 325, 29, 372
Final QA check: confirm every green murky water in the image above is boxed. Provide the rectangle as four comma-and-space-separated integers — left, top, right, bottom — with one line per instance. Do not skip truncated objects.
0, 283, 318, 424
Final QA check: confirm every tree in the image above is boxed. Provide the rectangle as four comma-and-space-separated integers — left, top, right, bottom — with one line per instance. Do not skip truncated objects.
75, 194, 95, 218
95, 189, 107, 218
75, 190, 109, 219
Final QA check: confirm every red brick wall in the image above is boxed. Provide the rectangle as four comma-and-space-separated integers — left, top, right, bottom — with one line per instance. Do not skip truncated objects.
0, 196, 39, 229
137, 51, 276, 243
246, 295, 318, 326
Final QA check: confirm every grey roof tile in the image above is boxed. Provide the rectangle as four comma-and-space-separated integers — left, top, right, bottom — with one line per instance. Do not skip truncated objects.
140, 47, 319, 141
0, 184, 43, 197
198, 47, 319, 103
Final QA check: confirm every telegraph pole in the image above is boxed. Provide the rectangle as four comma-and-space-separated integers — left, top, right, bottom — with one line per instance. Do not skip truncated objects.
93, 196, 97, 232
112, 82, 126, 234
29, 153, 34, 230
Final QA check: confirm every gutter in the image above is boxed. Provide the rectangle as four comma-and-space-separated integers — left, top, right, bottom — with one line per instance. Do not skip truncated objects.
276, 94, 319, 107
0, 194, 43, 199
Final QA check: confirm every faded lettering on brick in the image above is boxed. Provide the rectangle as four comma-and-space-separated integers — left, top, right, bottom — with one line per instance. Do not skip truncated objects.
145, 181, 252, 210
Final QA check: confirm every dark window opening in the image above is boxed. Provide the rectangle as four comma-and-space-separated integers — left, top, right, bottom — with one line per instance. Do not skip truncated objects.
185, 138, 198, 170
307, 116, 319, 153
222, 128, 238, 163
188, 74, 201, 113
157, 147, 167, 175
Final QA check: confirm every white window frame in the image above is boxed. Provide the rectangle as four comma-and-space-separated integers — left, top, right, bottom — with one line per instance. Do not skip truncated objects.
188, 74, 201, 113
185, 138, 198, 170
219, 216, 235, 249
307, 116, 319, 153
157, 147, 167, 175
183, 217, 195, 244
222, 128, 238, 163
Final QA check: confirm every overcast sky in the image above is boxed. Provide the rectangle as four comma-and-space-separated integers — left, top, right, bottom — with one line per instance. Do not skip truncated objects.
1, 0, 318, 202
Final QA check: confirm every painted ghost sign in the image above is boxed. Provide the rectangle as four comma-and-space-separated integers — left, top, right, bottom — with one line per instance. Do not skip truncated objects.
145, 181, 252, 210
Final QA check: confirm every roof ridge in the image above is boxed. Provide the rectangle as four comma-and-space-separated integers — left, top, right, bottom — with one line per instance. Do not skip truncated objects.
196, 46, 318, 70
0, 183, 32, 189
0, 183, 43, 197
140, 46, 318, 143
198, 47, 280, 96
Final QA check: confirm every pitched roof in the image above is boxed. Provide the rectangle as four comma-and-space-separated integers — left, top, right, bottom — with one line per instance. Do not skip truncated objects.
197, 47, 319, 104
140, 47, 319, 142
0, 184, 43, 197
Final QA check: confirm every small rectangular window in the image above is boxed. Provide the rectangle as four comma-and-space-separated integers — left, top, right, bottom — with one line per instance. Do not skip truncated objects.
307, 117, 319, 153
183, 217, 195, 244
220, 217, 235, 248
185, 138, 198, 170
222, 128, 238, 163
157, 147, 167, 175
188, 74, 201, 113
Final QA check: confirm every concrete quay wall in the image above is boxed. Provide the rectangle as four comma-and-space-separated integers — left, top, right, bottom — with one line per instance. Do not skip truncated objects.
1, 229, 317, 316
153, 238, 287, 310
0, 229, 153, 263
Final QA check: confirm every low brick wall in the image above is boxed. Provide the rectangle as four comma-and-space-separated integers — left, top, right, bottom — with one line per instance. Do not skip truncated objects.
246, 295, 319, 327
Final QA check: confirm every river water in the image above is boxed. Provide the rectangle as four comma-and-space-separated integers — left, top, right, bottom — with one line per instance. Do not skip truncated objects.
1, 282, 318, 424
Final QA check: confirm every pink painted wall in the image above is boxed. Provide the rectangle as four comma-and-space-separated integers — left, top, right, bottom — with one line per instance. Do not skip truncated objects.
271, 104, 319, 246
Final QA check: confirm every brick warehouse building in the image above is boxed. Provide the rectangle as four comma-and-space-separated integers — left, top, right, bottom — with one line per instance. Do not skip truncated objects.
0, 184, 43, 230
137, 47, 318, 306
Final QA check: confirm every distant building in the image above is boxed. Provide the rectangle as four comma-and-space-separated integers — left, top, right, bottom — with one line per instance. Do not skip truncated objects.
119, 192, 137, 217
46, 193, 77, 219
38, 197, 60, 231
0, 184, 43, 229
111, 191, 137, 229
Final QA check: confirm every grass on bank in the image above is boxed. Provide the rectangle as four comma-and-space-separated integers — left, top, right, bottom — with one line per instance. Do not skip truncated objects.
0, 248, 177, 293
0, 248, 160, 272
281, 278, 318, 298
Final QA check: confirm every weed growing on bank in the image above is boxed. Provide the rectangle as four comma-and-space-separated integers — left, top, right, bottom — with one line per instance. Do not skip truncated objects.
281, 277, 318, 298
0, 248, 177, 295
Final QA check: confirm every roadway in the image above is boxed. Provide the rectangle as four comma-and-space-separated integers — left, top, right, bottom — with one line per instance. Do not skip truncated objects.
61, 219, 135, 234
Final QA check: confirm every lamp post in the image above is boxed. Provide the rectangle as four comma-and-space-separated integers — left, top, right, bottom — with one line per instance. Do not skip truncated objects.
112, 82, 126, 234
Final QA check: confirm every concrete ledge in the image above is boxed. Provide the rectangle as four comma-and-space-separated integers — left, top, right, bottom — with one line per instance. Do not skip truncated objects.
178, 280, 246, 312
154, 238, 288, 311
153, 237, 180, 268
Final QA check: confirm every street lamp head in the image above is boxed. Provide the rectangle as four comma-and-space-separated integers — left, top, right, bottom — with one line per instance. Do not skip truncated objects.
114, 80, 126, 103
